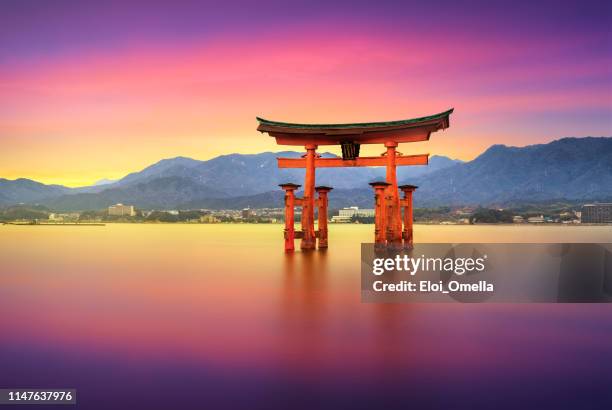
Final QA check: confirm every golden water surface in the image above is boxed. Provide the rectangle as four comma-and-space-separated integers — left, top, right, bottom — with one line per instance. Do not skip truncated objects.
0, 224, 611, 408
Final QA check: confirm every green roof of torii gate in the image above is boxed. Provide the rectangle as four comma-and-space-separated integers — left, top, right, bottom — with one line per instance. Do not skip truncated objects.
257, 108, 454, 146
256, 108, 453, 130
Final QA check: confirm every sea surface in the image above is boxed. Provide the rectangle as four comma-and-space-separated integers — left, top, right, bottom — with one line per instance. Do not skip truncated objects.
1, 224, 611, 409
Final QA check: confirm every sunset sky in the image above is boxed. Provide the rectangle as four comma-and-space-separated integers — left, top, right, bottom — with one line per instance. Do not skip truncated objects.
1, 0, 610, 186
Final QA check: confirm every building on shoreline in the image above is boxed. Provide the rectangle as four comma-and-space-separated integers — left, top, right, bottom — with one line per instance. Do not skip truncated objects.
108, 203, 135, 217
581, 203, 612, 223
527, 215, 545, 223
200, 214, 220, 223
331, 206, 375, 223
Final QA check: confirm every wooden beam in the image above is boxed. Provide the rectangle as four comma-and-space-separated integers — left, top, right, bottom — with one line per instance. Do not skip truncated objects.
272, 128, 433, 146
277, 154, 429, 168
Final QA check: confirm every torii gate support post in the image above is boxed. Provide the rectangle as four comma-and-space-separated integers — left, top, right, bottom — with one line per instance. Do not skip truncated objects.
280, 183, 300, 252
384, 141, 403, 248
301, 144, 317, 250
399, 185, 417, 248
315, 186, 332, 249
370, 182, 391, 248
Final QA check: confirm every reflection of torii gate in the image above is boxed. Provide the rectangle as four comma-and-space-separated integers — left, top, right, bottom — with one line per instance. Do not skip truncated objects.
257, 108, 453, 252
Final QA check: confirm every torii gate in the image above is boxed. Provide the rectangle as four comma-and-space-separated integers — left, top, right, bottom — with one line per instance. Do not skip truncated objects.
257, 108, 453, 251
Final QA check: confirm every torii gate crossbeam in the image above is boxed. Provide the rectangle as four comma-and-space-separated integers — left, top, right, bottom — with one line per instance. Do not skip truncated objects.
277, 154, 429, 168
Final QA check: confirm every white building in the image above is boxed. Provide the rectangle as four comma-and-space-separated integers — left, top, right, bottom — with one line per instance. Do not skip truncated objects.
331, 206, 375, 223
527, 215, 545, 223
339, 206, 375, 218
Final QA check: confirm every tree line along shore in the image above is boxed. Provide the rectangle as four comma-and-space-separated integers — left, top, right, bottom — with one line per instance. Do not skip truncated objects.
1, 203, 601, 225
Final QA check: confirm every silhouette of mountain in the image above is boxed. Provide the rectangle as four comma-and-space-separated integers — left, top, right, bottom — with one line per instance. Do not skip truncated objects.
43, 176, 228, 211
11, 152, 459, 210
1, 137, 610, 210
0, 178, 72, 206
109, 152, 460, 195
181, 137, 612, 209
413, 137, 612, 206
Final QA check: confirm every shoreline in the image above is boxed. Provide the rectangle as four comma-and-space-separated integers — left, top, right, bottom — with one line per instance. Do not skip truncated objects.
2, 222, 610, 227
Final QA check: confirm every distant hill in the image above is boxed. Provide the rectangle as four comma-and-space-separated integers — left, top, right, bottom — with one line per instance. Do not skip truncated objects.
1, 137, 610, 210
0, 178, 72, 206
413, 137, 612, 206
44, 176, 228, 211
110, 152, 460, 195
173, 137, 612, 209
6, 152, 459, 210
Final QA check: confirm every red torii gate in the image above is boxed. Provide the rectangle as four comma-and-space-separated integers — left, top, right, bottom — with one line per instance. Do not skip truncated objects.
257, 108, 453, 251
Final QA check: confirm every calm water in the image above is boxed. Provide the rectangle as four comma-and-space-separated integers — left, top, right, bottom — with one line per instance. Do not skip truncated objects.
1, 224, 611, 409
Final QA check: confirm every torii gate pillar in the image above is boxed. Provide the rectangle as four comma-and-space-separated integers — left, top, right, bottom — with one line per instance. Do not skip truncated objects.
315, 186, 333, 248
384, 141, 403, 248
370, 181, 391, 249
279, 183, 300, 252
399, 185, 418, 248
301, 144, 317, 250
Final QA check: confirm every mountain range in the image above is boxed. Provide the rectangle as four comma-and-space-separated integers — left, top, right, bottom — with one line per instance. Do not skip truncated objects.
1, 137, 610, 210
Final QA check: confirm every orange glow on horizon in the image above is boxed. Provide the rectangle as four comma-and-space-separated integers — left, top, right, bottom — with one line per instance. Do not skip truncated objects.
1, 27, 609, 187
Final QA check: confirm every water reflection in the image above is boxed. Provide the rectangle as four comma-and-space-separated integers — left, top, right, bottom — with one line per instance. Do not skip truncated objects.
281, 248, 418, 384
0, 224, 611, 409
281, 250, 329, 372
